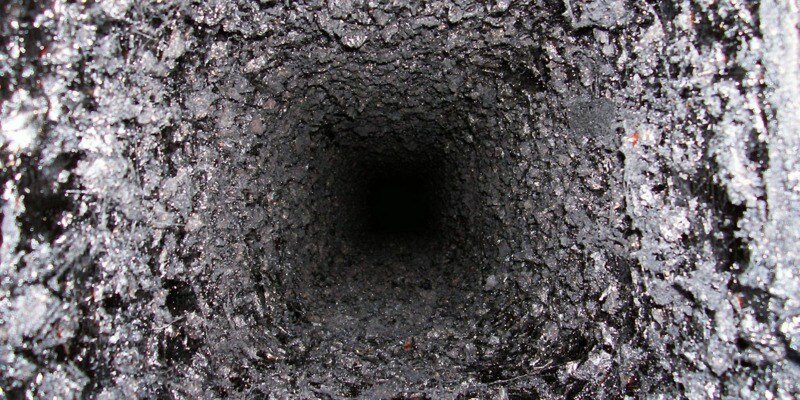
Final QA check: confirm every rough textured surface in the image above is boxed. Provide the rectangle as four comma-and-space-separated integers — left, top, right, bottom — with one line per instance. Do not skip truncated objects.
1, 0, 799, 398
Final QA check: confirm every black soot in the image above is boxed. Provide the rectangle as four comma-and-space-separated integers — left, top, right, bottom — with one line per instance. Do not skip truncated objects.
2, 0, 799, 399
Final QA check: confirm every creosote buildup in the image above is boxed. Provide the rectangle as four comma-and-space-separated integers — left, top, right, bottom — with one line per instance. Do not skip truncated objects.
1, 0, 799, 399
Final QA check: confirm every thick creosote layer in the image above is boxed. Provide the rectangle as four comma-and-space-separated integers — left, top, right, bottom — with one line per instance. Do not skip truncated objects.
2, 0, 800, 399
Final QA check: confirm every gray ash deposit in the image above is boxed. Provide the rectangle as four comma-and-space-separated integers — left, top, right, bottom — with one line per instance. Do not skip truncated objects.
1, 0, 799, 399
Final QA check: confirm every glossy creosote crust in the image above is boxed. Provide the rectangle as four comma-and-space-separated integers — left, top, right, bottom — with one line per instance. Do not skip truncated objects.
1, 0, 799, 399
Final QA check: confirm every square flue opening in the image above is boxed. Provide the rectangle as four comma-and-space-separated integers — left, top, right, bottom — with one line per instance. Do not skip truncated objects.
361, 160, 440, 238
300, 127, 482, 286
308, 130, 458, 259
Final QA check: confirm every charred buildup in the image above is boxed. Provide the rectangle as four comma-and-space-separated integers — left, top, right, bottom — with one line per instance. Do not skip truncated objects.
1, 0, 800, 399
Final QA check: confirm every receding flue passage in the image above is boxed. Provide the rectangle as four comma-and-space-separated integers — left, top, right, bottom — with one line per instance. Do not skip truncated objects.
3, 1, 797, 399
362, 163, 438, 236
